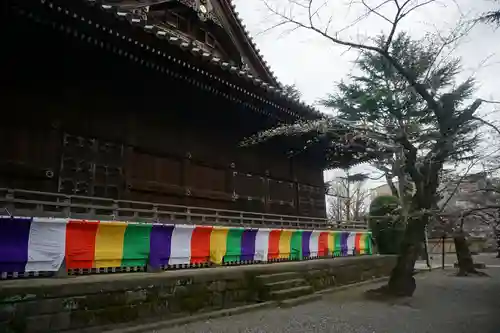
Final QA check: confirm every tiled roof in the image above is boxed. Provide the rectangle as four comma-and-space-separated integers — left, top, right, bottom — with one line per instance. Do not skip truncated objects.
14, 0, 325, 122
93, 0, 323, 119
100, 1, 282, 87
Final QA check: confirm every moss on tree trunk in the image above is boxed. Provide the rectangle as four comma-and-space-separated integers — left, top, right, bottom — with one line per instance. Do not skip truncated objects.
368, 217, 424, 298
454, 235, 473, 272
454, 233, 484, 276
385, 219, 424, 296
495, 230, 500, 258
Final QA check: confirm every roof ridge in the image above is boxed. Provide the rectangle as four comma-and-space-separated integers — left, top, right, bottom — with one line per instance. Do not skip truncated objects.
224, 0, 281, 88
100, 0, 323, 118
94, 0, 319, 117
223, 1, 327, 120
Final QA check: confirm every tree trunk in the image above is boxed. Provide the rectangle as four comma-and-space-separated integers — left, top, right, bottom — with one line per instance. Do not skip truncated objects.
384, 218, 425, 296
371, 179, 433, 297
495, 229, 500, 258
385, 173, 399, 197
454, 233, 477, 276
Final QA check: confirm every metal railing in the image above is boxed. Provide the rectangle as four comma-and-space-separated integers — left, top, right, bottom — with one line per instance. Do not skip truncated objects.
0, 188, 368, 230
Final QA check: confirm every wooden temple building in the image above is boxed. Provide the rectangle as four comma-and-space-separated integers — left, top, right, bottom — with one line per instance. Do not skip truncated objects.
1, 0, 378, 225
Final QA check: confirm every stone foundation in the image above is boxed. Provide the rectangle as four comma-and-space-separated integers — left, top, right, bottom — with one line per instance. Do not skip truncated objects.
0, 255, 396, 333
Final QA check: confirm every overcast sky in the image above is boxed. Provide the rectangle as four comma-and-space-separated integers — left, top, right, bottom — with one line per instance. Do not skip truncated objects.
232, 0, 500, 189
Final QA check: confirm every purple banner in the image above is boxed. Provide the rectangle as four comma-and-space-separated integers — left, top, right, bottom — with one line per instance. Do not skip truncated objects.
240, 229, 257, 261
341, 232, 349, 256
302, 231, 312, 258
148, 224, 174, 268
0, 217, 32, 272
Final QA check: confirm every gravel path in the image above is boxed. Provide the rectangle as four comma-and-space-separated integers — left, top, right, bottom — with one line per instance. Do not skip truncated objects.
155, 263, 500, 333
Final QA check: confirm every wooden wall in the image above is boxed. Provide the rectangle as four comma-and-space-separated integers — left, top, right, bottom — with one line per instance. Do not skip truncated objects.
1, 9, 326, 217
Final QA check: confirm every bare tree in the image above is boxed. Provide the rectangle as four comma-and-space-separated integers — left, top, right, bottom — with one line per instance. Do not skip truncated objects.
453, 172, 500, 258
432, 146, 500, 267
326, 173, 370, 222
254, 0, 498, 296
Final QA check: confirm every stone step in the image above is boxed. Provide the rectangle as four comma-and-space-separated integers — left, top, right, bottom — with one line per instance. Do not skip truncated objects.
269, 285, 314, 301
256, 272, 302, 284
266, 278, 307, 291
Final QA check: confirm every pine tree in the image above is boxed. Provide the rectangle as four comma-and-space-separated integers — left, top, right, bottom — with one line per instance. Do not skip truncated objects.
242, 33, 485, 295
282, 84, 302, 101
321, 33, 480, 217
478, 1, 500, 26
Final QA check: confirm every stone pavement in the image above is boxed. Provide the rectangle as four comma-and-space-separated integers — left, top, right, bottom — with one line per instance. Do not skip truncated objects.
152, 257, 500, 333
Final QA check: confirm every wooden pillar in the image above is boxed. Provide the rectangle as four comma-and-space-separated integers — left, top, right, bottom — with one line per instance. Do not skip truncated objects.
181, 112, 190, 207
290, 157, 300, 216
122, 109, 136, 200
227, 162, 236, 207
264, 170, 270, 213
182, 152, 191, 207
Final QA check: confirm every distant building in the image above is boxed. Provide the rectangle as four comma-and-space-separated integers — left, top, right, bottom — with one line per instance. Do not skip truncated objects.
370, 183, 397, 201
369, 173, 499, 239
438, 172, 494, 209
370, 172, 498, 208
370, 180, 416, 202
436, 172, 499, 238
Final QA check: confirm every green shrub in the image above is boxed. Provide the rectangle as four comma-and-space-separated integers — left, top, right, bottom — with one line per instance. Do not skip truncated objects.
369, 195, 405, 254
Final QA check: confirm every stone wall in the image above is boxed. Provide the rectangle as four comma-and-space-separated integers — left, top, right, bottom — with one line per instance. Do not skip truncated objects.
0, 256, 396, 333
428, 238, 456, 254
428, 237, 487, 254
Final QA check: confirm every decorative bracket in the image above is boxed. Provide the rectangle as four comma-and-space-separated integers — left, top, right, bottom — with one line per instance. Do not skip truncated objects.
195, 0, 213, 22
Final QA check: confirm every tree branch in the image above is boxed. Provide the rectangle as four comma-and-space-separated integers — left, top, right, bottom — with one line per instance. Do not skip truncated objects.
262, 0, 441, 123
439, 160, 477, 213
361, 0, 394, 25
472, 116, 500, 137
